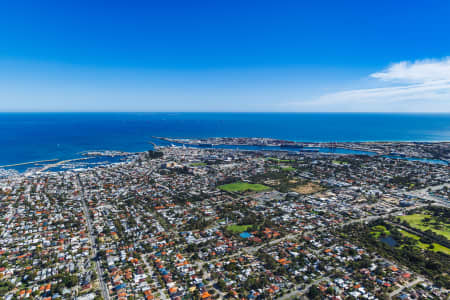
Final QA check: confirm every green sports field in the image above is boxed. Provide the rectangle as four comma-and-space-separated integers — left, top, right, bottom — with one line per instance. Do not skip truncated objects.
218, 182, 270, 192
227, 224, 253, 233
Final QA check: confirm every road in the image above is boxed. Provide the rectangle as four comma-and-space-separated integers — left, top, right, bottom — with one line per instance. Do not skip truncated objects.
141, 254, 168, 300
193, 207, 425, 299
278, 276, 331, 300
244, 213, 402, 255
405, 184, 449, 206
205, 211, 410, 266
77, 174, 110, 300
388, 277, 423, 299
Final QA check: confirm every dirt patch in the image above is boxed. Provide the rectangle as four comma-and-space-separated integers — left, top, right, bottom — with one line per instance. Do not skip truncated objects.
264, 179, 281, 186
290, 182, 324, 194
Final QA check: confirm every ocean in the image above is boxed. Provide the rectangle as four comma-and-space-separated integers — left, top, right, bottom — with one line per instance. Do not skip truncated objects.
1, 113, 449, 171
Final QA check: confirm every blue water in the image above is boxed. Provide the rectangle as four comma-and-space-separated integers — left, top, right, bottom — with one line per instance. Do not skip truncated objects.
0, 113, 449, 171
240, 232, 252, 239
380, 236, 398, 247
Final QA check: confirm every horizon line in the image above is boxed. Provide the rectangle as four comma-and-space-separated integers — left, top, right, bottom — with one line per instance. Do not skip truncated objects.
0, 111, 450, 114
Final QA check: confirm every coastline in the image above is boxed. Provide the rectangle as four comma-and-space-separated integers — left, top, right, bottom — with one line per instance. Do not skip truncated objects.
1, 112, 449, 169
1, 138, 448, 174
38, 157, 92, 172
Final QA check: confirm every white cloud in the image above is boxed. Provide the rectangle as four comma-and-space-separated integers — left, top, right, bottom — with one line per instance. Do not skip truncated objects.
371, 57, 450, 84
289, 57, 450, 112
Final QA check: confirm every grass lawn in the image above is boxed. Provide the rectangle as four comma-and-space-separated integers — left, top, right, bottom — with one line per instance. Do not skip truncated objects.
399, 213, 450, 240
281, 166, 295, 171
370, 225, 391, 238
399, 229, 450, 255
227, 224, 253, 233
191, 162, 206, 166
218, 182, 270, 192
267, 157, 291, 163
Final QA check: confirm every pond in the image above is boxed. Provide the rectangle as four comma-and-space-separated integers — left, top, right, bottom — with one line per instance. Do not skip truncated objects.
380, 236, 398, 247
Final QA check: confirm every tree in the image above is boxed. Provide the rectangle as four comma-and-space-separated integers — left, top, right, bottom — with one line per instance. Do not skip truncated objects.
217, 279, 226, 291
307, 285, 321, 299
62, 274, 78, 288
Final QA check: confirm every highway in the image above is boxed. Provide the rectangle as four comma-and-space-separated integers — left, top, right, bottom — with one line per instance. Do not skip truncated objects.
77, 174, 110, 300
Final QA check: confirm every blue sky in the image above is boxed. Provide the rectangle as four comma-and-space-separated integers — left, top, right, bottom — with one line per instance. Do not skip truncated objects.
0, 1, 449, 112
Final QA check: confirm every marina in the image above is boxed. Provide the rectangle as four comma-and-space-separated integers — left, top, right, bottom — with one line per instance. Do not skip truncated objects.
1, 138, 448, 175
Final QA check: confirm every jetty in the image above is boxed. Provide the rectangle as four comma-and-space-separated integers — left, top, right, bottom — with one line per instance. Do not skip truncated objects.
0, 159, 59, 168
